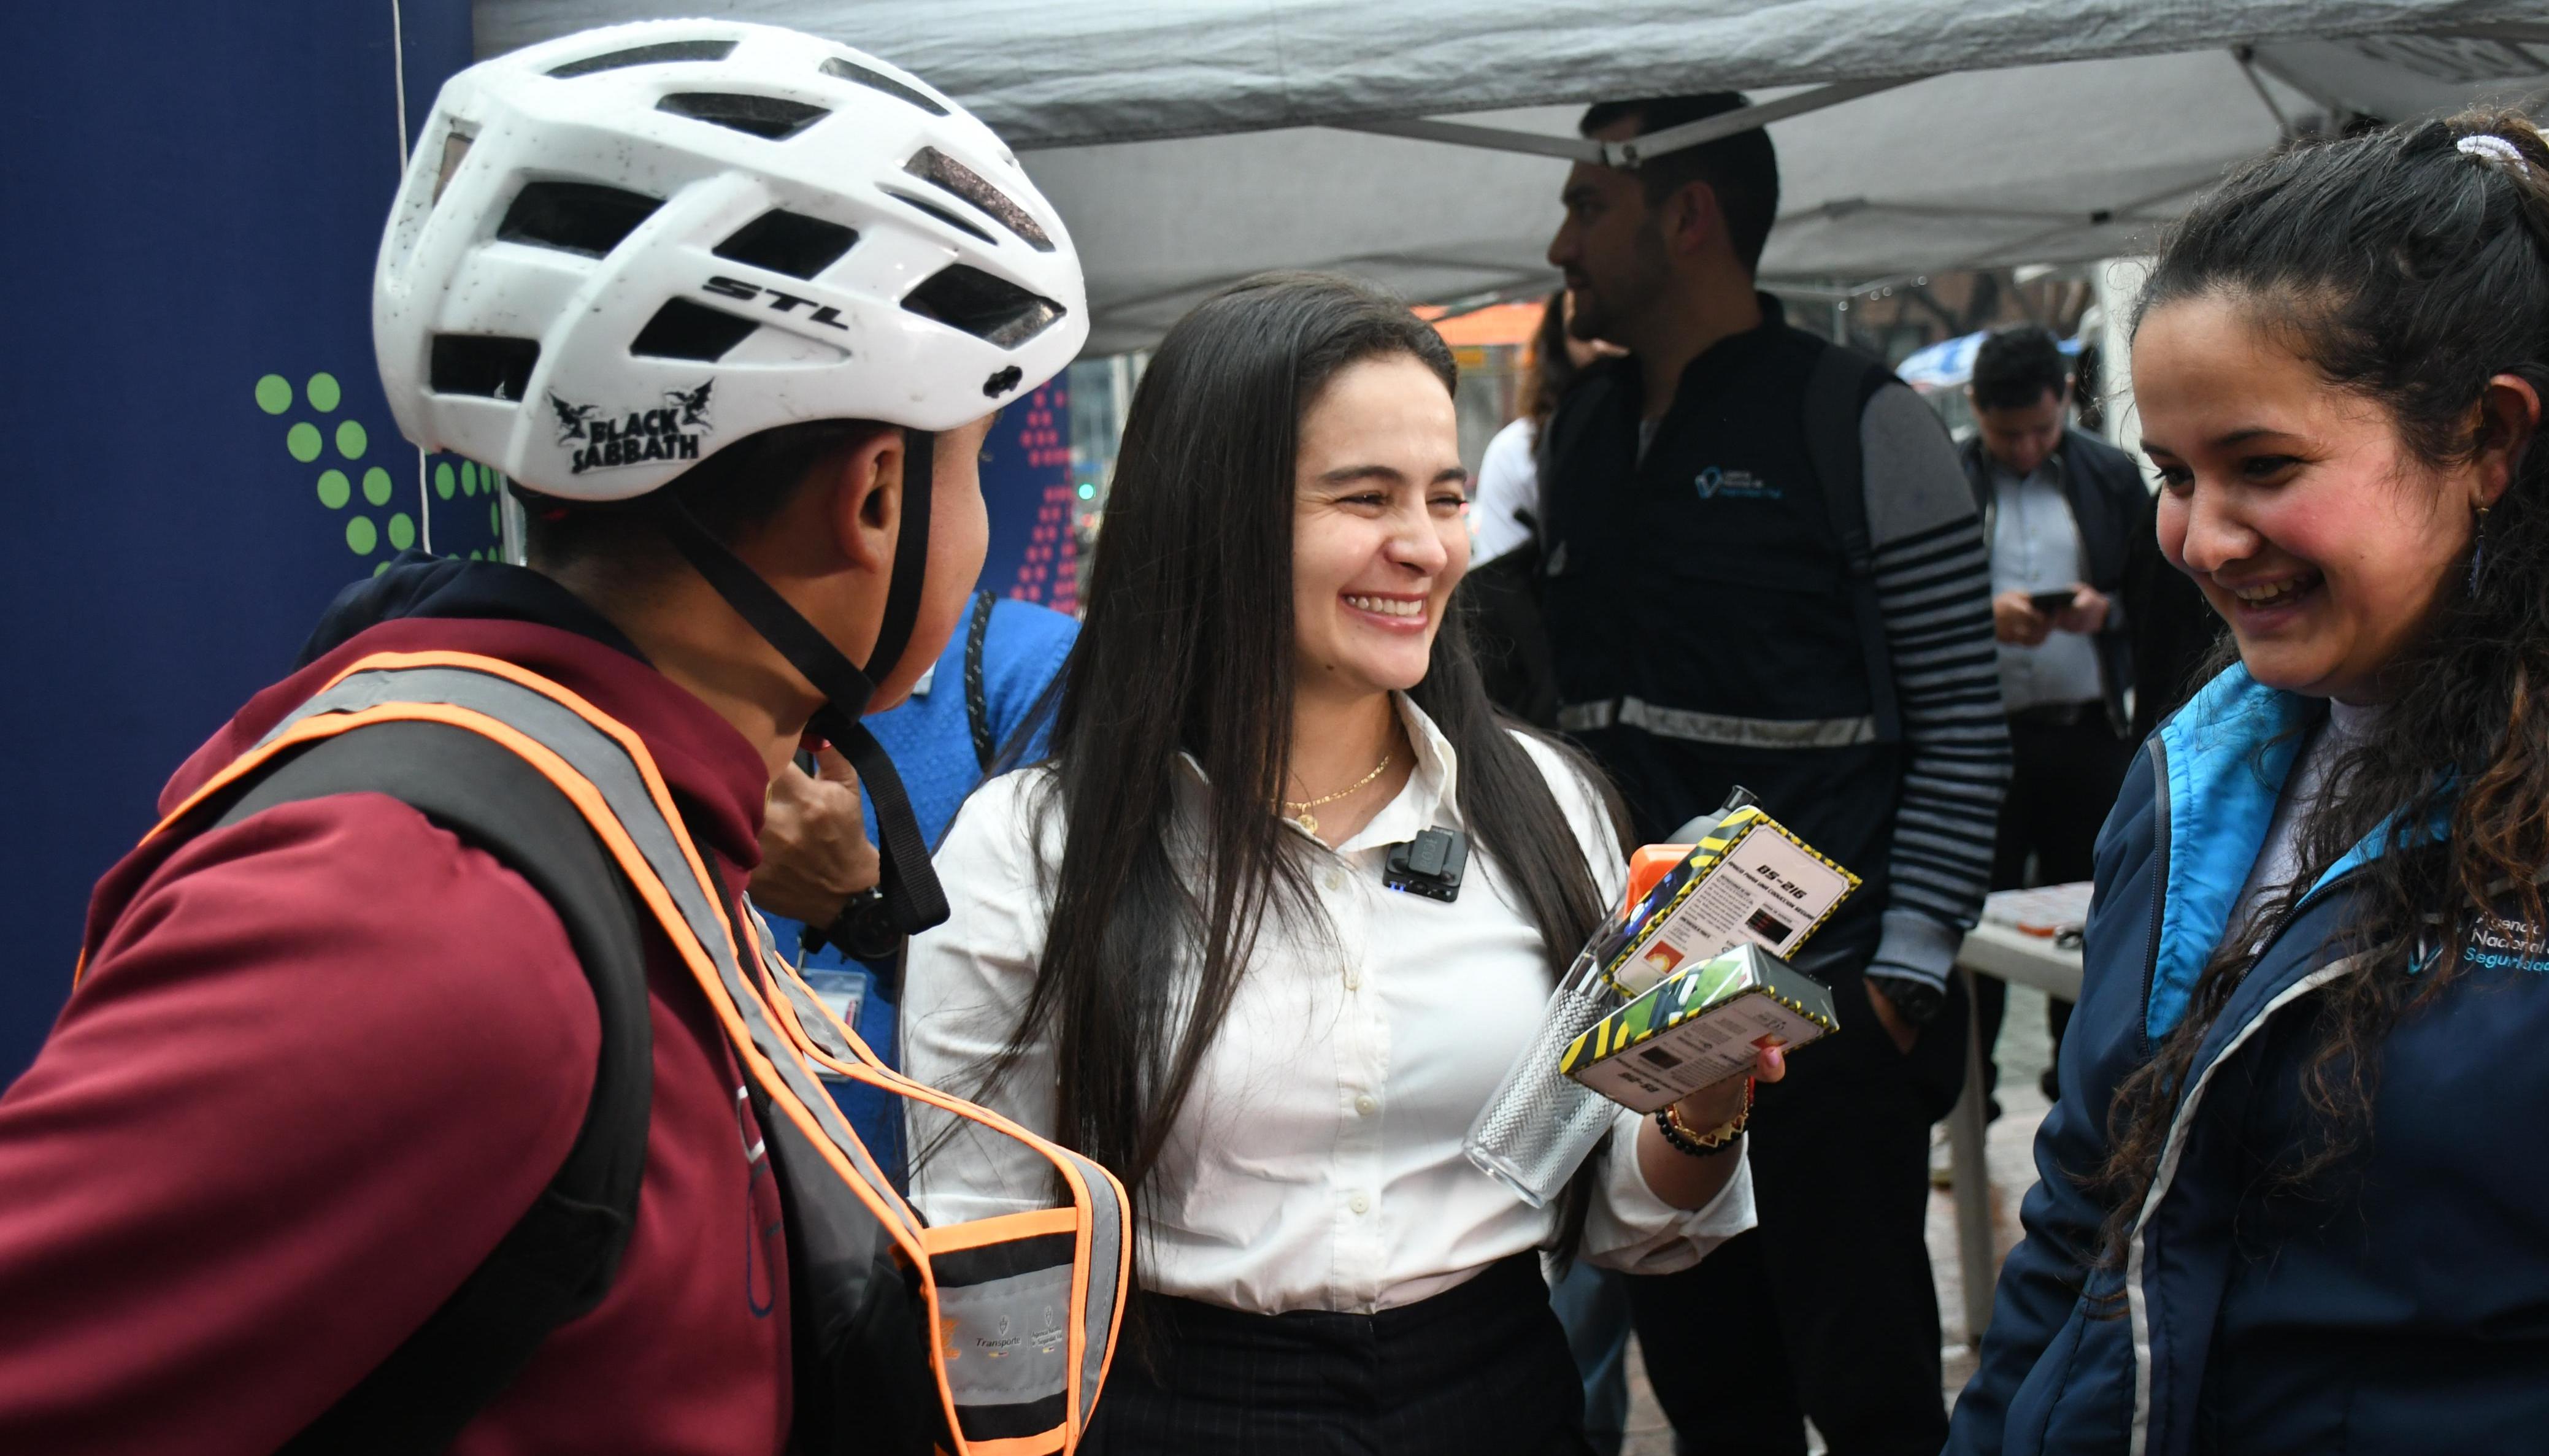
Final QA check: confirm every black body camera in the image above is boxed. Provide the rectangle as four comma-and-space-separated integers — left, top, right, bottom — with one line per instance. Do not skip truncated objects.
1383, 827, 1468, 902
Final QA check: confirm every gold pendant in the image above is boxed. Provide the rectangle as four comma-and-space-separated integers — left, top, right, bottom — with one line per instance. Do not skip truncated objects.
1296, 812, 1317, 834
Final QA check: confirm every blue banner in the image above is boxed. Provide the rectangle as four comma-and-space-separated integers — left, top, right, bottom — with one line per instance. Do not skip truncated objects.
0, 2, 476, 1081
977, 380, 1079, 610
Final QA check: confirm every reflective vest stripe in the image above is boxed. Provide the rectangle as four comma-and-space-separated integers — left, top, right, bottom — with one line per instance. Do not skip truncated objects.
965, 1435, 1071, 1456
923, 1208, 1082, 1252
1558, 695, 1879, 749
743, 913, 1128, 1419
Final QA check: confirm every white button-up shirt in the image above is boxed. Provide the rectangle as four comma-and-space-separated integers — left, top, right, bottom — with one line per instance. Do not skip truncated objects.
904, 695, 1755, 1315
1988, 458, 2107, 713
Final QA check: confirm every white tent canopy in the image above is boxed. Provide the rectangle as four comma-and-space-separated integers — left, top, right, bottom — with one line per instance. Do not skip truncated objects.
480, 2, 2549, 353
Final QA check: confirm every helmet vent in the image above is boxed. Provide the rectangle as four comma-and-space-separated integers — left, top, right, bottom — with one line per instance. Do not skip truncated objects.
901, 264, 1066, 350
429, 335, 541, 400
818, 56, 948, 117
882, 189, 996, 247
713, 210, 859, 280
548, 38, 736, 79
430, 128, 475, 207
657, 91, 831, 141
497, 182, 663, 259
905, 148, 1054, 253
630, 299, 760, 362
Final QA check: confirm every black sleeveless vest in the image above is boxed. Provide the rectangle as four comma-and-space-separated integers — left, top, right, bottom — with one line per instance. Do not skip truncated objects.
1540, 302, 1899, 961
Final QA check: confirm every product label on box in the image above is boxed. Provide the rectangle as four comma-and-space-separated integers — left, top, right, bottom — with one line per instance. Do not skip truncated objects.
1608, 819, 1856, 994
1570, 987, 1831, 1113
1564, 944, 1844, 1114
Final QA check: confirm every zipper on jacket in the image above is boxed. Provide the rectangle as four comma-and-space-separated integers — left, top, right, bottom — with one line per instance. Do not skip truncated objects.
2242, 864, 2365, 972
2138, 736, 2170, 1057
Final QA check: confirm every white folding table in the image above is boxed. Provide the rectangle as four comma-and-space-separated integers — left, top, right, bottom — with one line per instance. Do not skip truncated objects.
1947, 911, 2085, 1345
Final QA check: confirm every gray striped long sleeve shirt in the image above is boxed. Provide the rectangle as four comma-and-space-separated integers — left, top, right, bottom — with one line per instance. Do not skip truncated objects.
1859, 385, 2013, 991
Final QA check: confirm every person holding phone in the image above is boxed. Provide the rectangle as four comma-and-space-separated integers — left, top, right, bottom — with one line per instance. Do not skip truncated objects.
1963, 326, 2147, 1113
902, 272, 1777, 1456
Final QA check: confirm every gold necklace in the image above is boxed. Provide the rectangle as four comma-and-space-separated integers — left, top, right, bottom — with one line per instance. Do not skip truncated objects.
1282, 752, 1392, 835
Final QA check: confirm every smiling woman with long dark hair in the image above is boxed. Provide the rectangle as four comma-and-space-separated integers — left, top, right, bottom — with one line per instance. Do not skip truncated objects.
1950, 113, 2549, 1456
903, 272, 1775, 1456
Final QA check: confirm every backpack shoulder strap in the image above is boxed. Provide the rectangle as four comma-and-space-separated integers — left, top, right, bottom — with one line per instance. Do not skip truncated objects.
205, 719, 654, 1456
1801, 342, 1905, 745
964, 587, 998, 772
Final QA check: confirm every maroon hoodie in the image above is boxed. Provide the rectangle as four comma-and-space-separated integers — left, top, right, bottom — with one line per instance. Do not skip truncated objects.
0, 610, 792, 1454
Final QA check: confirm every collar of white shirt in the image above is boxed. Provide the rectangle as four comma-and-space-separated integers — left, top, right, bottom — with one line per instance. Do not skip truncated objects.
1175, 691, 1465, 851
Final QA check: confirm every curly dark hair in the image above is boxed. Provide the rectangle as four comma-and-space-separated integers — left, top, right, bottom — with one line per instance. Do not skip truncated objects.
2093, 111, 2549, 1273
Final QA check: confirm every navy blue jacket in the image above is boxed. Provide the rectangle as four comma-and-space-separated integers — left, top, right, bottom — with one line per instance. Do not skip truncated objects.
1961, 427, 2146, 735
1949, 665, 2549, 1455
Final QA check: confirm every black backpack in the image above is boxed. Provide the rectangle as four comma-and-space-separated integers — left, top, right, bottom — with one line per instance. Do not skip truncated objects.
202, 719, 658, 1455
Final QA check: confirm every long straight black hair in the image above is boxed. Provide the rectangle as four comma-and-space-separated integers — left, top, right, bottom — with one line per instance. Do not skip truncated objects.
966, 272, 1622, 1269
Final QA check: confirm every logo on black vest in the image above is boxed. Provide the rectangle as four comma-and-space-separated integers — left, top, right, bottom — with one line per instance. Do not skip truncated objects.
550, 382, 715, 473
1694, 466, 1779, 500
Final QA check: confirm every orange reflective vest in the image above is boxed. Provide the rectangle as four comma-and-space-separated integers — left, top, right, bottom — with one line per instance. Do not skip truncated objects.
111, 649, 1129, 1455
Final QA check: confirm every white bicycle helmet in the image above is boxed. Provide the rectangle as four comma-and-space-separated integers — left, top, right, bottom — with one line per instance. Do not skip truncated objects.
374, 19, 1085, 501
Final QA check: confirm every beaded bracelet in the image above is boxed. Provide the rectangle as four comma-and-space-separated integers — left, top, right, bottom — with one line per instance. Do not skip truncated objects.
1654, 1079, 1753, 1158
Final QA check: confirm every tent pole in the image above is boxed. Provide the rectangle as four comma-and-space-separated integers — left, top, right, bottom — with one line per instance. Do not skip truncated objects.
1600, 77, 1926, 167
1333, 75, 1928, 168
1781, 199, 2176, 228
1331, 117, 1600, 162
1952, 178, 2218, 271
2230, 46, 2296, 139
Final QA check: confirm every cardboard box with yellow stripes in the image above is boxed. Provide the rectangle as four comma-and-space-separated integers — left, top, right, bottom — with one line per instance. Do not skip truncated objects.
1560, 944, 1840, 1114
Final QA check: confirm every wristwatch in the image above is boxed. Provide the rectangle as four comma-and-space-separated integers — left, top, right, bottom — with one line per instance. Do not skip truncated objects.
1865, 970, 1944, 1027
814, 886, 905, 963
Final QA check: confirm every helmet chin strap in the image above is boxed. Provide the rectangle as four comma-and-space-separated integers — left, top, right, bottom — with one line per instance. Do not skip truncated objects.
653, 427, 950, 936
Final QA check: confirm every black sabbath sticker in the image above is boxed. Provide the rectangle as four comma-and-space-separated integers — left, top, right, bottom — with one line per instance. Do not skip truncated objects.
550, 381, 714, 473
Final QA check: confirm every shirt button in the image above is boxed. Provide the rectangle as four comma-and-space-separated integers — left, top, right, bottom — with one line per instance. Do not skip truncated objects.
1355, 1094, 1378, 1117
1323, 869, 1347, 893
1348, 1192, 1371, 1215
1343, 967, 1362, 990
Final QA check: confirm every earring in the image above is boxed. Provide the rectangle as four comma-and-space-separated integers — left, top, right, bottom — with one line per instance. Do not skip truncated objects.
2470, 504, 2491, 594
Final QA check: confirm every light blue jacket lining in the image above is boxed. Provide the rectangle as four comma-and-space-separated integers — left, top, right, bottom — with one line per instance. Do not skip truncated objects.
2147, 667, 2441, 1042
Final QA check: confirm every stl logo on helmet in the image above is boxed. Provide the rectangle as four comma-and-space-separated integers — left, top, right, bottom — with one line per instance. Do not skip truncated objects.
550, 382, 715, 474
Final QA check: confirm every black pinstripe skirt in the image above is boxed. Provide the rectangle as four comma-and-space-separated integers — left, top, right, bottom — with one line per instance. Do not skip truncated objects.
1081, 1254, 1592, 1456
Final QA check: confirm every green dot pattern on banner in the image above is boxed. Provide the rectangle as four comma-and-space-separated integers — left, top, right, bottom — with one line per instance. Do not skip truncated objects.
461, 462, 479, 497
435, 463, 456, 500
375, 562, 390, 577
490, 501, 501, 535
267, 369, 433, 564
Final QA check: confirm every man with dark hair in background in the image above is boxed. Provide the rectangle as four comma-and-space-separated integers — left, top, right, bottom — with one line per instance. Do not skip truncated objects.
1539, 93, 2009, 1455
1962, 326, 2145, 1106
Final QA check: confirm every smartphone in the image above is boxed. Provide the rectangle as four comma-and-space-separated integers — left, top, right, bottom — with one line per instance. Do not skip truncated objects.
2026, 589, 2079, 615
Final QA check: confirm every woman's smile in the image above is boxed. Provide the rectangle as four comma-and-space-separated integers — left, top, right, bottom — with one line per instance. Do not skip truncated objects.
2212, 567, 2324, 627
1341, 591, 1431, 629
